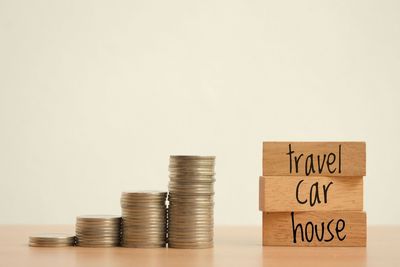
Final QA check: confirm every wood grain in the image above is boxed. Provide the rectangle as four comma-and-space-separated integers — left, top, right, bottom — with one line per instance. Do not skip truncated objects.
263, 211, 366, 247
263, 142, 366, 176
3, 225, 400, 266
259, 176, 363, 212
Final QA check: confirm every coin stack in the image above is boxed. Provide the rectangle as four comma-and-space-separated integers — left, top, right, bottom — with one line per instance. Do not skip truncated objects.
29, 233, 75, 247
120, 191, 168, 248
168, 155, 216, 248
75, 215, 121, 247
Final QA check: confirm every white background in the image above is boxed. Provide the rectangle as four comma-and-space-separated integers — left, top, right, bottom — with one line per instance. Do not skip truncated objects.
0, 0, 399, 225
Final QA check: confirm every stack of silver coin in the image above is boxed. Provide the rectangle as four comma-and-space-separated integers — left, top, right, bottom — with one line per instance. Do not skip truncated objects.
120, 191, 167, 248
75, 215, 121, 247
168, 155, 216, 248
29, 233, 75, 247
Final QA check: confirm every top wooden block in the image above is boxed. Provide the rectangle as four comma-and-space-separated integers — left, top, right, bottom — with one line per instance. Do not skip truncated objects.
263, 142, 366, 176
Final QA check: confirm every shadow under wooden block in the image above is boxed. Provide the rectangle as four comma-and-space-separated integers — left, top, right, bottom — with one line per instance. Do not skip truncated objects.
262, 211, 366, 247
259, 176, 363, 212
263, 142, 366, 177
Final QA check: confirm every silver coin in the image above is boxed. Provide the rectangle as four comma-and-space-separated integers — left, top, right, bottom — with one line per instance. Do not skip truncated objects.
168, 230, 213, 235
169, 181, 214, 187
122, 190, 167, 195
168, 198, 214, 203
77, 242, 120, 246
169, 214, 213, 219
121, 208, 166, 213
121, 240, 166, 244
169, 155, 215, 160
76, 235, 120, 240
76, 233, 120, 238
168, 237, 214, 241
168, 187, 214, 193
169, 230, 213, 238
122, 217, 167, 222
122, 235, 166, 240
168, 223, 213, 228
169, 166, 215, 170
29, 233, 75, 239
76, 232, 120, 237
122, 219, 166, 225
29, 239, 75, 244
122, 226, 166, 231
120, 204, 166, 209
169, 209, 213, 214
121, 206, 166, 211
29, 242, 74, 247
122, 225, 166, 230
76, 238, 120, 242
121, 243, 166, 248
77, 243, 119, 248
122, 217, 166, 223
75, 226, 120, 231
77, 215, 121, 221
168, 209, 214, 214
168, 242, 213, 249
122, 214, 166, 219
121, 234, 166, 239
75, 224, 121, 229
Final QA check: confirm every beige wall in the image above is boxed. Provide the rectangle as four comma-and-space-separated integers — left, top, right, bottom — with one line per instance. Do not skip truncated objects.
0, 0, 399, 224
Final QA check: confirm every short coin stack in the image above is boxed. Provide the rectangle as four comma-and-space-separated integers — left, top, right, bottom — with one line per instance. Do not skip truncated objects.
29, 233, 75, 247
75, 215, 121, 247
120, 191, 167, 248
168, 155, 216, 248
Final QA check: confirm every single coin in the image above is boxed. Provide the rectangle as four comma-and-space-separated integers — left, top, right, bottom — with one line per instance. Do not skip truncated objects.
122, 190, 167, 195
168, 242, 213, 249
168, 210, 214, 215
29, 243, 74, 247
77, 215, 121, 221
121, 243, 166, 248
29, 233, 75, 240
121, 205, 166, 210
77, 243, 119, 248
169, 155, 215, 160
122, 236, 166, 241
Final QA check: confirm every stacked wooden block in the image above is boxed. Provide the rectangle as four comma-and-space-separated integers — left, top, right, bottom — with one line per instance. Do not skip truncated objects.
259, 142, 367, 246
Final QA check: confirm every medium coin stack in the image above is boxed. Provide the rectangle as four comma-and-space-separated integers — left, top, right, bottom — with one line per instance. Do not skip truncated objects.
120, 191, 167, 248
168, 155, 216, 248
29, 233, 75, 247
75, 215, 121, 247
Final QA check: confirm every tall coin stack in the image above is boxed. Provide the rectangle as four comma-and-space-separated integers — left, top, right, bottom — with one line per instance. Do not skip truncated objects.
168, 155, 216, 248
75, 215, 121, 247
120, 191, 167, 248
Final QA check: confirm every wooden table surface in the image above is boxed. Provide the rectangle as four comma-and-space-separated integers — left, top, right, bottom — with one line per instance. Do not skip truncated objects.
0, 225, 399, 267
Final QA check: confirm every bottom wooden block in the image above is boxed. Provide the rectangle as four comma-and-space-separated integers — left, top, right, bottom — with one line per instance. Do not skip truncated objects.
263, 211, 366, 246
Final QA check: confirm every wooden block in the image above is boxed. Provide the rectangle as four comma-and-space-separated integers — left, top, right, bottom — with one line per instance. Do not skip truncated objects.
259, 176, 363, 212
263, 211, 366, 246
263, 142, 366, 176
